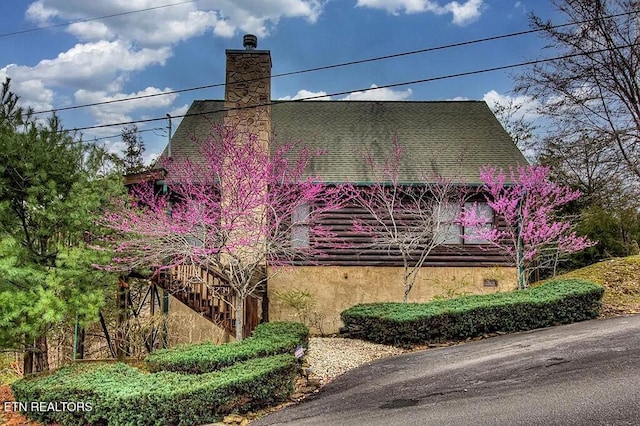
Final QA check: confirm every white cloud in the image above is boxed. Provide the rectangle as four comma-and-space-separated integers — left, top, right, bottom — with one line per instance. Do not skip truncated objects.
446, 0, 483, 25
280, 85, 413, 101
3, 40, 170, 94
482, 89, 539, 121
279, 89, 332, 101
25, 0, 58, 22
75, 86, 178, 126
105, 140, 127, 156
67, 21, 115, 41
0, 67, 55, 112
10, 1, 327, 129
0, 38, 171, 121
356, 0, 483, 26
26, 0, 326, 44
342, 84, 412, 101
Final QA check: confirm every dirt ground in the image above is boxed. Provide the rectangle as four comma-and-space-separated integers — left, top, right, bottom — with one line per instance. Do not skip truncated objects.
0, 384, 45, 426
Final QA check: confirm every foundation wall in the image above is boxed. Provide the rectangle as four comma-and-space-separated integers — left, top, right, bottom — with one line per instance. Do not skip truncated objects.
268, 266, 517, 334
166, 293, 232, 345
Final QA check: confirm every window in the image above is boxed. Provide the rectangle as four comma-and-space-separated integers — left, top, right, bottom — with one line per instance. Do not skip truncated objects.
433, 201, 494, 245
184, 203, 208, 248
436, 202, 462, 245
291, 203, 310, 248
463, 202, 493, 244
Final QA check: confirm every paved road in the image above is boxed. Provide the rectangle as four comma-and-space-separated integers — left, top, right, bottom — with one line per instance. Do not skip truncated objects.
254, 315, 640, 425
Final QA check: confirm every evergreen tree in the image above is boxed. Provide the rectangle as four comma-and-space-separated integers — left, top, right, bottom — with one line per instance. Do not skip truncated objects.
0, 78, 121, 373
120, 124, 146, 174
0, 77, 30, 129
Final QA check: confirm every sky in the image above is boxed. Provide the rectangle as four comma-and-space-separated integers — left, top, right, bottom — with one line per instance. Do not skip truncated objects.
0, 0, 564, 163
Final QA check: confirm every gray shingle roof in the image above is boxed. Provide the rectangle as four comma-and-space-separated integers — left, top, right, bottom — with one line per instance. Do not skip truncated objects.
166, 100, 527, 184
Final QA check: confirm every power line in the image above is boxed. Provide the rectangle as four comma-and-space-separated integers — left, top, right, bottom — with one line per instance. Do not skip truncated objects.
29, 9, 639, 117
0, 0, 200, 39
67, 42, 638, 135
89, 127, 165, 142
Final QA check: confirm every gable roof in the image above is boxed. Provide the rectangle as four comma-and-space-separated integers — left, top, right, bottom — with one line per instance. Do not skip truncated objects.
166, 100, 527, 184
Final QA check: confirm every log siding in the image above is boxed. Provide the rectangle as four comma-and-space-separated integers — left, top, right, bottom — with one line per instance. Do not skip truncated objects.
300, 194, 511, 267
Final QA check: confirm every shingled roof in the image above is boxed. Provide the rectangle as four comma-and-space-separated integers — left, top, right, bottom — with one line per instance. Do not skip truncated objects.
166, 99, 527, 184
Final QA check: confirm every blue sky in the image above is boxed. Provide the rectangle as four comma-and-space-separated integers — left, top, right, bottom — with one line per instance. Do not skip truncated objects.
0, 1, 561, 162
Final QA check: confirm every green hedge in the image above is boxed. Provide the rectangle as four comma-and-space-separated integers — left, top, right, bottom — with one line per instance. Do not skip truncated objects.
11, 354, 298, 426
340, 279, 604, 346
146, 321, 309, 374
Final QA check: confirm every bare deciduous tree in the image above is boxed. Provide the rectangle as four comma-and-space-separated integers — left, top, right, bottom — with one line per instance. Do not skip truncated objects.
348, 138, 468, 302
516, 0, 640, 184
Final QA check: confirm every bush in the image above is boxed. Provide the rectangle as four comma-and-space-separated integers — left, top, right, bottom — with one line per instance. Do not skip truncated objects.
11, 354, 298, 426
340, 279, 604, 346
146, 321, 309, 374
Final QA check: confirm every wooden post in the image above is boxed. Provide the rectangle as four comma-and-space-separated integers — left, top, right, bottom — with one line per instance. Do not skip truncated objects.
162, 289, 169, 348
115, 276, 130, 360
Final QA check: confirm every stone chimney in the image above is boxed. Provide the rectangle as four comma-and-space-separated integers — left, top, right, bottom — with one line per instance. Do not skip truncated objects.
220, 35, 272, 303
223, 34, 272, 148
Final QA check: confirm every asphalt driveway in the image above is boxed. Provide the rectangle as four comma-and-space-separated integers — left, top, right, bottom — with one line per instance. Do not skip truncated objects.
254, 315, 640, 425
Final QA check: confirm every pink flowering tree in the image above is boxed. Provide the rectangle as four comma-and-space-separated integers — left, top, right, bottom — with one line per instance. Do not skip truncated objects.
459, 164, 596, 289
96, 125, 346, 340
349, 137, 468, 302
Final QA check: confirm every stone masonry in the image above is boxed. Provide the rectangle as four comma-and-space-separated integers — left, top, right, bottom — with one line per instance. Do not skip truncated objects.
223, 48, 272, 149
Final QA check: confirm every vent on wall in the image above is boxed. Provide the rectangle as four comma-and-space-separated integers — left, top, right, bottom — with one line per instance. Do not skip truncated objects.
483, 279, 498, 287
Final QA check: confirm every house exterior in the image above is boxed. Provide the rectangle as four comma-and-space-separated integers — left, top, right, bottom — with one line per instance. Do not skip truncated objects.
159, 35, 527, 335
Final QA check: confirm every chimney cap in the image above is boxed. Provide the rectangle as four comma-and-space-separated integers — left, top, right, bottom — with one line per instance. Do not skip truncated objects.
243, 34, 258, 50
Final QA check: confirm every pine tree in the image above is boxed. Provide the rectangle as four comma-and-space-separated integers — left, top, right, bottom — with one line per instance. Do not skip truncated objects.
0, 78, 121, 373
120, 124, 146, 174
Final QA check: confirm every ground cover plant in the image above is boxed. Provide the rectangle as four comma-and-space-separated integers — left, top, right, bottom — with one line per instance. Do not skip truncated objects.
146, 321, 309, 373
341, 279, 604, 346
10, 321, 308, 426
11, 355, 298, 426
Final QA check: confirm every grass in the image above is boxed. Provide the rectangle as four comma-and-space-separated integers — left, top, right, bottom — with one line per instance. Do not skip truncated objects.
543, 255, 640, 317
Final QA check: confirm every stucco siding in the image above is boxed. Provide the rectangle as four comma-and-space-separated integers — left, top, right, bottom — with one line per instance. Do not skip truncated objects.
268, 266, 517, 334
166, 292, 233, 345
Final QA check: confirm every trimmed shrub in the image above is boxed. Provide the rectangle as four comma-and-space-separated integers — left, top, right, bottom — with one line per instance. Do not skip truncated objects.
11, 354, 298, 426
146, 321, 309, 374
340, 279, 604, 346
11, 321, 308, 425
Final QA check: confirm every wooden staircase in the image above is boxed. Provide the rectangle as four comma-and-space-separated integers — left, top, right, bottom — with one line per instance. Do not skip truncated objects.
156, 264, 260, 338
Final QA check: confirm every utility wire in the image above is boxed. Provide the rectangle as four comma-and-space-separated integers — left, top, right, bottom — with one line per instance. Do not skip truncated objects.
0, 0, 200, 39
68, 42, 638, 135
90, 127, 165, 142
29, 9, 639, 117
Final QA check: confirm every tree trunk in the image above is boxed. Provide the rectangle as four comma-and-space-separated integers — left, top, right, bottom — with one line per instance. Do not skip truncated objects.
23, 343, 33, 375
403, 284, 410, 303
402, 254, 410, 302
235, 293, 244, 341
23, 334, 50, 374
77, 327, 85, 360
33, 334, 49, 373
516, 250, 526, 290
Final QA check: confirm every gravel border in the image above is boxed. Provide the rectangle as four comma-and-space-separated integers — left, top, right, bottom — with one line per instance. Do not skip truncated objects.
304, 337, 408, 384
